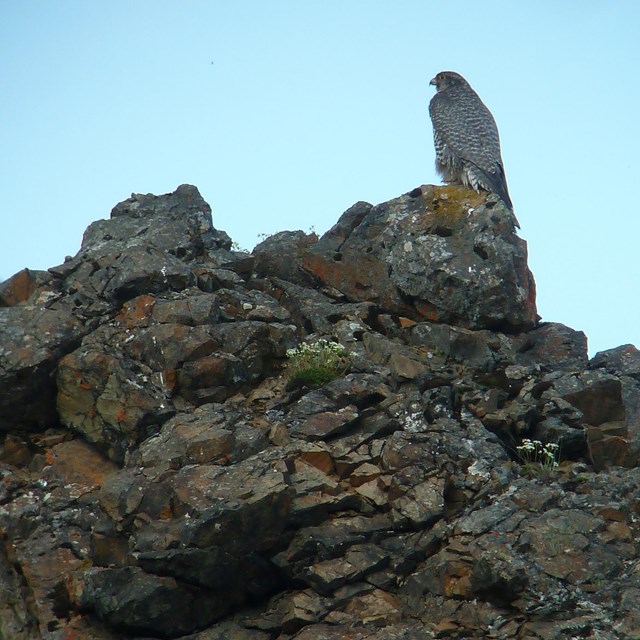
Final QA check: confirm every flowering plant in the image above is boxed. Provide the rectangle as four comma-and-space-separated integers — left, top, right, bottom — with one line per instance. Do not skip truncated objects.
286, 339, 350, 386
516, 438, 560, 475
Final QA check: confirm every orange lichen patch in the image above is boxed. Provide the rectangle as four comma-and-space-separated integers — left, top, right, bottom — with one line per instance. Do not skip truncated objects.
302, 253, 384, 297
442, 561, 473, 597
397, 316, 416, 328
343, 589, 403, 624
428, 185, 486, 225
0, 268, 40, 305
598, 507, 627, 522
19, 546, 89, 636
413, 300, 441, 322
161, 368, 177, 392
299, 448, 335, 475
159, 505, 174, 520
301, 252, 413, 316
45, 439, 118, 490
118, 294, 156, 328
115, 408, 127, 423
79, 380, 93, 390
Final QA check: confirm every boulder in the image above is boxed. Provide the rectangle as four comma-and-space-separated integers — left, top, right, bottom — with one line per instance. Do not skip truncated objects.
302, 186, 536, 331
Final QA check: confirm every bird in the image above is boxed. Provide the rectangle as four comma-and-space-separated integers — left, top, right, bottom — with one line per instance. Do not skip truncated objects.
429, 71, 515, 219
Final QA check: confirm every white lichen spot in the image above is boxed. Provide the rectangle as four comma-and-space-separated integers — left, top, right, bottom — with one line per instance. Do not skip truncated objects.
467, 460, 491, 481
403, 241, 413, 252
242, 302, 253, 310
402, 412, 427, 433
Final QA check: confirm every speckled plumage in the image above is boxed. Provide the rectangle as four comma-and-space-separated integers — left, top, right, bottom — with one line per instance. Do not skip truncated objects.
429, 71, 513, 213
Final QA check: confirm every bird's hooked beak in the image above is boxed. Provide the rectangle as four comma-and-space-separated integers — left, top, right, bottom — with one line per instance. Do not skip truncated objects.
429, 76, 437, 87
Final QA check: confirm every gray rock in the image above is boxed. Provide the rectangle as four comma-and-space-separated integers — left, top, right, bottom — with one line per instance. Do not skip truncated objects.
0, 301, 84, 431
302, 186, 536, 331
70, 566, 228, 636
252, 230, 319, 285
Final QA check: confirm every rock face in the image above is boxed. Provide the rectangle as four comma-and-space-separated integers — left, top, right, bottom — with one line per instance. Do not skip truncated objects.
301, 186, 535, 331
0, 184, 639, 639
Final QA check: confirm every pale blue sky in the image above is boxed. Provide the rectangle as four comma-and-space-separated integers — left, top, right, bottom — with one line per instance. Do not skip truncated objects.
2, 1, 639, 355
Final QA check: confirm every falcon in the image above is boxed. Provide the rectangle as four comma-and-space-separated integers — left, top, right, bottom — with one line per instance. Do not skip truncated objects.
429, 71, 514, 215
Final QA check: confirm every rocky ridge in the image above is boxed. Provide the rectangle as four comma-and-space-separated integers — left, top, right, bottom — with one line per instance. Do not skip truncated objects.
0, 184, 639, 639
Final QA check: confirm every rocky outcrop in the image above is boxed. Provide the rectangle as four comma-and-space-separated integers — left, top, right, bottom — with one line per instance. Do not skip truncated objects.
301, 186, 535, 331
0, 184, 639, 639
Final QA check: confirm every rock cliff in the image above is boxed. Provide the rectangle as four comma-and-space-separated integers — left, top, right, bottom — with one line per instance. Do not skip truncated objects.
1, 184, 639, 639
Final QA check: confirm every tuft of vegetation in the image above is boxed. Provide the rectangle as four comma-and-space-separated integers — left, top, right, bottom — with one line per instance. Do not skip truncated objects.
516, 438, 560, 478
286, 339, 350, 387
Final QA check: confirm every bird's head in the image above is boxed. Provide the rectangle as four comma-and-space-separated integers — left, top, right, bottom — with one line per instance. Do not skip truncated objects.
430, 71, 467, 91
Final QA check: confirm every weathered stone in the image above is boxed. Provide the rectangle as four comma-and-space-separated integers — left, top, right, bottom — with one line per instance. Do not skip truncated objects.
469, 545, 529, 603
136, 410, 269, 469
291, 406, 360, 440
0, 268, 53, 306
252, 230, 319, 285
551, 370, 625, 426
57, 346, 173, 463
341, 588, 403, 627
302, 186, 536, 331
300, 545, 388, 596
389, 473, 446, 529
70, 566, 226, 636
0, 543, 39, 640
590, 343, 640, 380
0, 301, 84, 431
85, 183, 225, 259
407, 321, 517, 373
514, 322, 588, 370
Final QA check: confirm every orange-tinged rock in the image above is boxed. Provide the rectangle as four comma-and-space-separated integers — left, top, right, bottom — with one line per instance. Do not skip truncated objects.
117, 294, 156, 328
44, 438, 118, 494
0, 268, 40, 305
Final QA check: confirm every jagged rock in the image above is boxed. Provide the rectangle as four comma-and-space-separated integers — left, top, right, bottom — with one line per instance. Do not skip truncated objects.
1, 184, 639, 639
0, 300, 85, 431
302, 185, 536, 331
252, 230, 319, 285
514, 322, 589, 370
186, 621, 271, 639
69, 566, 226, 637
590, 343, 640, 380
85, 183, 228, 262
134, 408, 270, 470
57, 342, 174, 463
0, 268, 54, 306
0, 543, 39, 640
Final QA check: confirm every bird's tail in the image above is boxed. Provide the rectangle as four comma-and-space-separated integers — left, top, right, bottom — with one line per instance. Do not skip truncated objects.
468, 161, 519, 228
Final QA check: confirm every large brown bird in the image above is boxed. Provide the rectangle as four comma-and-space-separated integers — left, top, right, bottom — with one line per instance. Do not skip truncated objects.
429, 71, 514, 216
